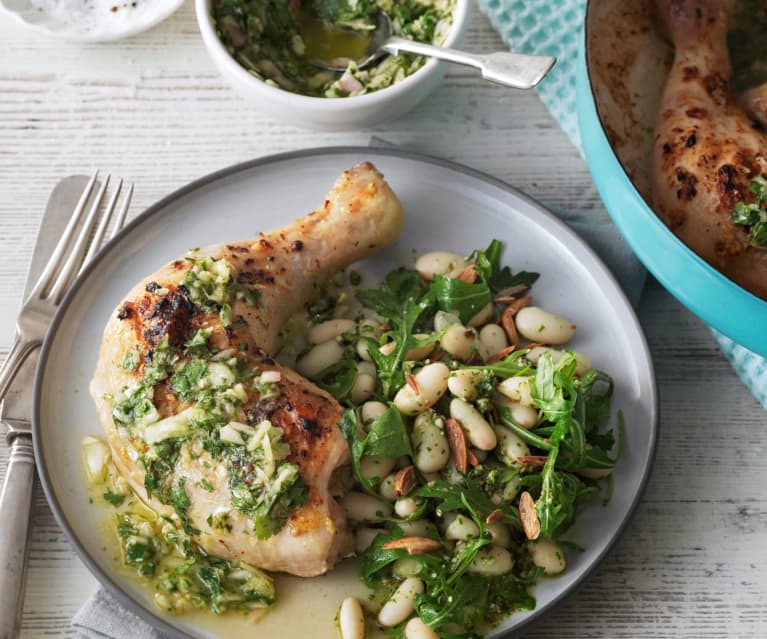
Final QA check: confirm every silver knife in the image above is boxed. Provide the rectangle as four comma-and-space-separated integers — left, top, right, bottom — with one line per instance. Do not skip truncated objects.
0, 176, 93, 639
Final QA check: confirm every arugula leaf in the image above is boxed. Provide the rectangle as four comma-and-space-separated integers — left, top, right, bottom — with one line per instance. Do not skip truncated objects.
413, 479, 520, 529
338, 407, 412, 496
491, 269, 540, 294
356, 269, 427, 318
312, 359, 357, 400
579, 368, 614, 426
430, 275, 492, 324
465, 349, 533, 378
365, 406, 413, 458
357, 271, 433, 392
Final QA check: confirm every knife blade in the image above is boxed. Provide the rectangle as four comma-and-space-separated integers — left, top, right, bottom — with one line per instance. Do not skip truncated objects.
0, 175, 94, 639
1, 175, 94, 425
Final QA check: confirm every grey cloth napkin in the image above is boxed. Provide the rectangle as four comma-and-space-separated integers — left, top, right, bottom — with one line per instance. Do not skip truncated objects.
73, 588, 168, 639
72, 140, 647, 639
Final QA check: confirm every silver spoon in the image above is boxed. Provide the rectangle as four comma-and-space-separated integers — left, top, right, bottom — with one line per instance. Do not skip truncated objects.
315, 10, 557, 90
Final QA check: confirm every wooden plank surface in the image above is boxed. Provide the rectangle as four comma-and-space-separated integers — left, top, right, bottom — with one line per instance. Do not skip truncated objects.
1, 2, 766, 637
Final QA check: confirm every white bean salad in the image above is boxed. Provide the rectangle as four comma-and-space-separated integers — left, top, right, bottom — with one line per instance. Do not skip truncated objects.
275, 240, 624, 638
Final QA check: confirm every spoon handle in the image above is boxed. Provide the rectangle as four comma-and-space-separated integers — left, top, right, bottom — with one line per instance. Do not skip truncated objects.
382, 37, 556, 90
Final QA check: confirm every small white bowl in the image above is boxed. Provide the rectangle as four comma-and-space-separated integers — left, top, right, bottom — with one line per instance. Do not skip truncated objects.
195, 0, 470, 130
0, 0, 183, 42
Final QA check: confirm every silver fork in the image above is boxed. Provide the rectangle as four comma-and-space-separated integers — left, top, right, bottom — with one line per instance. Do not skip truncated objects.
0, 172, 132, 400
0, 172, 133, 639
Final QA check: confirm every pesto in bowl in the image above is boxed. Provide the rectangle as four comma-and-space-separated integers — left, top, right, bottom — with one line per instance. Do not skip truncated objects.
211, 0, 455, 98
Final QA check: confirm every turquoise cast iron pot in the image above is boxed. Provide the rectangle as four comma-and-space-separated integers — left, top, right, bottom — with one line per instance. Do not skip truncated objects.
576, 19, 767, 357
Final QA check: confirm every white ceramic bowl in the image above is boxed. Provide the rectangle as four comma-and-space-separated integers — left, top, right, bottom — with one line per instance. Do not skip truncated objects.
0, 0, 183, 42
194, 0, 470, 130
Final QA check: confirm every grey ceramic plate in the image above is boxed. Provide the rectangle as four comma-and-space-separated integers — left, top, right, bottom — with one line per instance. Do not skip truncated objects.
34, 147, 657, 639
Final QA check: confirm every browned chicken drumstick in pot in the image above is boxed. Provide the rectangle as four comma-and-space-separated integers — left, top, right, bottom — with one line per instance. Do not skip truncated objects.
652, 0, 767, 299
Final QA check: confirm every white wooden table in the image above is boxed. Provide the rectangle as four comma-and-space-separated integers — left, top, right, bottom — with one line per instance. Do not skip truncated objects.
1, 3, 766, 637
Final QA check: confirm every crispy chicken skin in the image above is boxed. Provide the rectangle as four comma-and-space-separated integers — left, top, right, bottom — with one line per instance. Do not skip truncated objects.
90, 163, 404, 576
652, 0, 767, 299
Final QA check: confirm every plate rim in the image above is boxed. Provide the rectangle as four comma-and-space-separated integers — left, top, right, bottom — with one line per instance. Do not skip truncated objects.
32, 145, 659, 639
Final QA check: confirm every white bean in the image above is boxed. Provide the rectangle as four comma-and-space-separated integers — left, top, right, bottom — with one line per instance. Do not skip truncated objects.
494, 426, 531, 467
360, 455, 397, 484
412, 412, 449, 473
394, 497, 422, 519
338, 597, 365, 639
468, 545, 513, 576
439, 324, 476, 361
449, 398, 497, 450
416, 251, 467, 281
500, 400, 539, 429
357, 340, 374, 361
393, 558, 421, 579
355, 527, 381, 553
527, 346, 591, 376
487, 522, 511, 548
447, 369, 485, 402
378, 577, 424, 627
578, 467, 613, 479
434, 310, 461, 332
357, 361, 376, 377
341, 492, 392, 523
405, 617, 440, 639
497, 376, 534, 406
296, 340, 344, 378
361, 401, 388, 424
442, 512, 480, 540
393, 363, 450, 416
397, 519, 437, 537
478, 323, 508, 356
351, 373, 376, 404
528, 538, 566, 575
405, 334, 436, 361
308, 319, 355, 345
515, 306, 575, 344
380, 473, 397, 501
467, 302, 494, 328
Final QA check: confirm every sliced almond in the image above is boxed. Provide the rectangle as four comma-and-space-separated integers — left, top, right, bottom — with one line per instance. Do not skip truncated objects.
501, 306, 520, 348
494, 284, 530, 303
517, 455, 548, 467
486, 345, 517, 364
456, 264, 478, 283
445, 417, 468, 475
381, 536, 442, 555
393, 465, 417, 498
519, 491, 541, 540
405, 374, 419, 394
485, 508, 504, 525
506, 296, 532, 316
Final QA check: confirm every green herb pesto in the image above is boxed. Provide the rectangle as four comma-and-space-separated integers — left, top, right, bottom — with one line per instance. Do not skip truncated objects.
732, 175, 767, 248
211, 0, 455, 98
107, 286, 304, 543
113, 497, 275, 614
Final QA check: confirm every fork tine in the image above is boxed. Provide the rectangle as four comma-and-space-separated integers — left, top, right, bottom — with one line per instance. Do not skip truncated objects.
47, 174, 111, 304
111, 182, 133, 236
29, 171, 99, 301
81, 178, 122, 268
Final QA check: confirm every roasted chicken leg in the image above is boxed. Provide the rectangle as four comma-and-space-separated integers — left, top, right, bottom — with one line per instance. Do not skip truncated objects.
90, 163, 404, 577
652, 0, 767, 299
